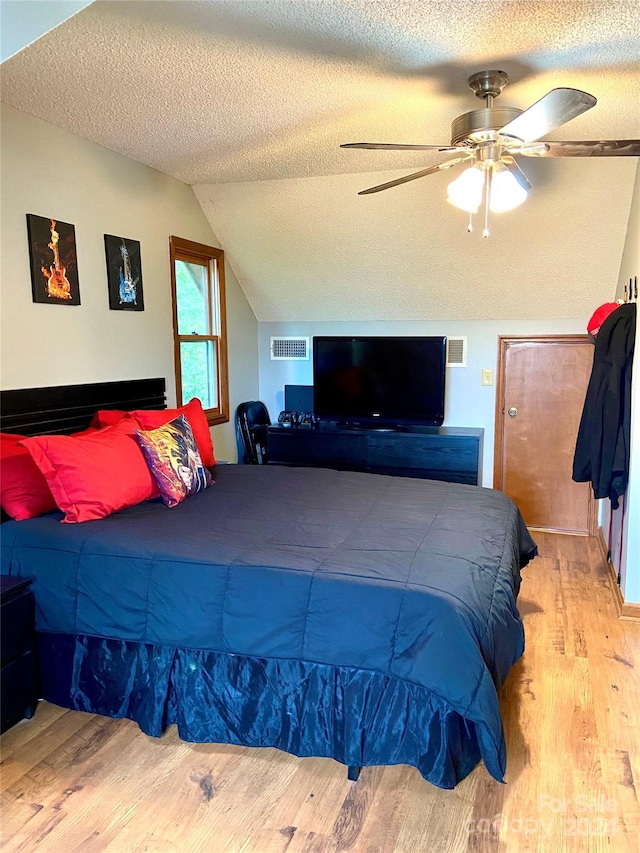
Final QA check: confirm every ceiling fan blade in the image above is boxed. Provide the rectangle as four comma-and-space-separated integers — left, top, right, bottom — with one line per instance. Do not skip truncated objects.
341, 142, 463, 151
357, 155, 473, 195
499, 88, 597, 144
501, 156, 532, 191
515, 139, 640, 157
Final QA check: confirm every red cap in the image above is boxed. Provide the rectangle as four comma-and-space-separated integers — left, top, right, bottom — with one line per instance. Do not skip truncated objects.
587, 302, 619, 337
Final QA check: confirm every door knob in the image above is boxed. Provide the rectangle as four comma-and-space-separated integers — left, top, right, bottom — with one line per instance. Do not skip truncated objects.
508, 407, 518, 418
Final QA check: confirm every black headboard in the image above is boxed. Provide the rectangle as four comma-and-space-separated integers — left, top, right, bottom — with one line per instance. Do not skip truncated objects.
0, 378, 166, 436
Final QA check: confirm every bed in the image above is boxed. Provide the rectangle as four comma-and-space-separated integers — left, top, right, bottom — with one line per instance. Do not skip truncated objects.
0, 379, 537, 789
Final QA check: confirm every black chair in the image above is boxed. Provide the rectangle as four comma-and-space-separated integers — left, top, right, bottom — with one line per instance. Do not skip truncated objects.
235, 401, 271, 464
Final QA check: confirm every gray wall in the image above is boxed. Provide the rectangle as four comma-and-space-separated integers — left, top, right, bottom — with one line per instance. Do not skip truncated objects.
0, 103, 258, 461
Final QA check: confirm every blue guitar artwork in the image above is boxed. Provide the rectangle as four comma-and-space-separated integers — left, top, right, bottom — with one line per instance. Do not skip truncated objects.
118, 240, 138, 304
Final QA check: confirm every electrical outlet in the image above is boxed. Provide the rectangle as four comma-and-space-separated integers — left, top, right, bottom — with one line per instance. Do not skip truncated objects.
482, 369, 494, 386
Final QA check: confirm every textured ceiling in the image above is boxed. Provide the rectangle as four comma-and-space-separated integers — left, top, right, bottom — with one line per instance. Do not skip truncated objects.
2, 0, 640, 321
195, 159, 635, 321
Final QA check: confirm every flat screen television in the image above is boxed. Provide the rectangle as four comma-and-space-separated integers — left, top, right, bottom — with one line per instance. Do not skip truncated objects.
313, 336, 446, 427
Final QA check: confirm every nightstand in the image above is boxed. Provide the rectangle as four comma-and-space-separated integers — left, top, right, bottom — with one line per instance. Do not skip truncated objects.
1, 576, 38, 733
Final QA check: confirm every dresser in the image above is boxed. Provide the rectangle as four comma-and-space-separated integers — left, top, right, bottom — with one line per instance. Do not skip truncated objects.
1, 576, 38, 733
267, 424, 484, 486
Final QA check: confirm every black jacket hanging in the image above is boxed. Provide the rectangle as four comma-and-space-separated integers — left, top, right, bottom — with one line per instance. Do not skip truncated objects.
573, 302, 636, 508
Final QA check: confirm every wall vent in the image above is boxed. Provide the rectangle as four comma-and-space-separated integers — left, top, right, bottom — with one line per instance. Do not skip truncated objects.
446, 336, 467, 367
270, 337, 310, 360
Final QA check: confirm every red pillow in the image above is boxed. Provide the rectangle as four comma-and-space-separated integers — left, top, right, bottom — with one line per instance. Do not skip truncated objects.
0, 427, 98, 521
2, 427, 99, 441
89, 411, 134, 429
70, 426, 102, 438
1, 432, 26, 444
0, 442, 58, 520
92, 399, 215, 466
21, 419, 160, 523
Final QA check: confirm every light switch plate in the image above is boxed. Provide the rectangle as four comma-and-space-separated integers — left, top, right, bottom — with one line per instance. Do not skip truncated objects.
482, 369, 494, 386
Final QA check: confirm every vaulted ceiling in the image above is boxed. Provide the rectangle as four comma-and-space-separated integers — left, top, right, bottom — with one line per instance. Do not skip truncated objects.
2, 0, 639, 321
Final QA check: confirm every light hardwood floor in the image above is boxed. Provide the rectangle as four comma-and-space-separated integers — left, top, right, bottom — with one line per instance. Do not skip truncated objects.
1, 532, 639, 852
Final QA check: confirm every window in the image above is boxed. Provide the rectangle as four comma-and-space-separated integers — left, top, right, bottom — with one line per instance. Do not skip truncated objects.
169, 236, 229, 425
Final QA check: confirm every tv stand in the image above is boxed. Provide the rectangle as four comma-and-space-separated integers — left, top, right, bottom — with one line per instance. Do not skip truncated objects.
266, 424, 483, 486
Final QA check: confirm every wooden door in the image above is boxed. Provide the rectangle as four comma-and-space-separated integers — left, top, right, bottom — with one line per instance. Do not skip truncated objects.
494, 336, 596, 534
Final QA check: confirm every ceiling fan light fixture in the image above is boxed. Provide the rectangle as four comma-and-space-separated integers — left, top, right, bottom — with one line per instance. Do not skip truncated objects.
344, 70, 639, 234
446, 166, 484, 213
489, 164, 529, 212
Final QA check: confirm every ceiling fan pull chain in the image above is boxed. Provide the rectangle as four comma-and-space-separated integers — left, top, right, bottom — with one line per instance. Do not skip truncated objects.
467, 211, 474, 233
483, 167, 492, 238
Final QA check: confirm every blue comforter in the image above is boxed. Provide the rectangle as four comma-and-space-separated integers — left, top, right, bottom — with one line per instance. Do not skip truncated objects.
1, 464, 536, 781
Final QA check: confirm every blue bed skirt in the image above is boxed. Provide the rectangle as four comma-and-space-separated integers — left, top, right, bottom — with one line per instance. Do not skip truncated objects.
38, 632, 484, 789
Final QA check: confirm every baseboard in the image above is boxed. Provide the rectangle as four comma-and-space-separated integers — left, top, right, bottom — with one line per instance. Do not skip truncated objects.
597, 528, 640, 622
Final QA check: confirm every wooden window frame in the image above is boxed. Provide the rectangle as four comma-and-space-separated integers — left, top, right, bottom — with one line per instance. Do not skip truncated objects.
169, 236, 229, 426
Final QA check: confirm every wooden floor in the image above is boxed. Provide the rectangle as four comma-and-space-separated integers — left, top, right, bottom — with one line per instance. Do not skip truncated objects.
1, 532, 639, 852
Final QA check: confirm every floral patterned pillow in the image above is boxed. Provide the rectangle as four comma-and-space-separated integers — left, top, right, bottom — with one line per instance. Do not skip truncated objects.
135, 414, 212, 508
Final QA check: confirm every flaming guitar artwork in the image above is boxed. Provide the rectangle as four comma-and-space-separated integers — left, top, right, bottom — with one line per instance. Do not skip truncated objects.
104, 234, 144, 311
42, 220, 72, 299
26, 214, 80, 305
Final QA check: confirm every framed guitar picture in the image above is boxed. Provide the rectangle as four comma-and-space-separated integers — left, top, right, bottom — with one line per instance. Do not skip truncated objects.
26, 214, 80, 305
104, 234, 144, 311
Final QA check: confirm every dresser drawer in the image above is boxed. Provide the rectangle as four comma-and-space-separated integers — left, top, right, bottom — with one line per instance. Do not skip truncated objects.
1, 586, 35, 665
1, 650, 38, 733
367, 434, 478, 473
269, 430, 367, 467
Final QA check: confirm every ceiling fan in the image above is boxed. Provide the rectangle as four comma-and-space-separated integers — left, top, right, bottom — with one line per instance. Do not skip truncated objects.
341, 70, 640, 236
